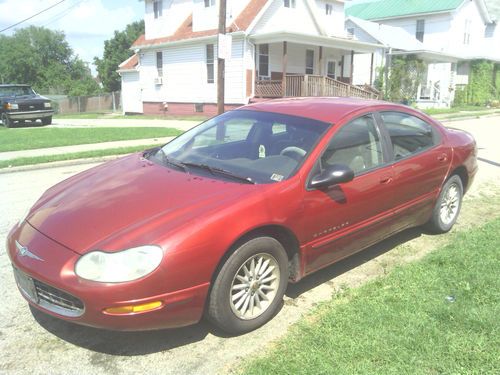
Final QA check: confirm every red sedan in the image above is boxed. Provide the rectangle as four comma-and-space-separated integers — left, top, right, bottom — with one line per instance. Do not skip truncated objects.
7, 98, 477, 334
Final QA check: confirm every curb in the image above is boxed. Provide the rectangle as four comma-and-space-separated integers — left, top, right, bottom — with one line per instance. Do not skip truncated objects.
434, 113, 500, 122
0, 155, 120, 174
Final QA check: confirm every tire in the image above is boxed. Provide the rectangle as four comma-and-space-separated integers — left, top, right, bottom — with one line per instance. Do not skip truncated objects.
425, 175, 463, 233
207, 236, 289, 334
1, 113, 12, 128
41, 116, 52, 125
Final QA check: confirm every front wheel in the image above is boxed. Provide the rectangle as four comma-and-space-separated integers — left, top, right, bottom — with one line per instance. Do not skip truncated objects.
1, 113, 12, 128
207, 237, 289, 334
425, 175, 463, 233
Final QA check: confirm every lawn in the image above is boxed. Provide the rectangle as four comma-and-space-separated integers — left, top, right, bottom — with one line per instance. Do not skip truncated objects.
422, 105, 500, 115
242, 218, 500, 375
0, 144, 159, 169
0, 127, 182, 152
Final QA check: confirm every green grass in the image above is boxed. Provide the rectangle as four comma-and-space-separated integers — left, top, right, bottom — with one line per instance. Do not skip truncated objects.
0, 127, 181, 152
0, 144, 159, 169
422, 105, 500, 115
53, 112, 208, 121
242, 219, 500, 375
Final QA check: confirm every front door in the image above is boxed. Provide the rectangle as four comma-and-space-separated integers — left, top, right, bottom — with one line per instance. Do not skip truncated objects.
301, 113, 397, 274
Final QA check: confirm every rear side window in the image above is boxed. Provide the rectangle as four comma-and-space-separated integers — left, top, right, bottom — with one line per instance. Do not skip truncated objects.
380, 112, 439, 160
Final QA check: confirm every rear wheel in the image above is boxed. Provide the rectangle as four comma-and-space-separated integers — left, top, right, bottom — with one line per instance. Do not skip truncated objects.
1, 113, 12, 128
207, 237, 288, 334
426, 175, 463, 233
41, 116, 52, 125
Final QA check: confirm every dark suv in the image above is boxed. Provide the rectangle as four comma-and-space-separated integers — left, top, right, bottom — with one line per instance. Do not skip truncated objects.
0, 84, 54, 127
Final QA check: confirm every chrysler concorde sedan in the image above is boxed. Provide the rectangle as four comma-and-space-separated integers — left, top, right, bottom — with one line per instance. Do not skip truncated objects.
7, 98, 477, 334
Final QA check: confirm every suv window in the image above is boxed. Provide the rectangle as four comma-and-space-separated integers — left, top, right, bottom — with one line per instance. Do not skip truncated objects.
381, 112, 438, 160
320, 114, 383, 175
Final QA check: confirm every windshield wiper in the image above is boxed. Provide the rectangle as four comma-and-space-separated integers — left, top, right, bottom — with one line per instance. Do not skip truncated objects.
156, 149, 189, 173
181, 162, 255, 184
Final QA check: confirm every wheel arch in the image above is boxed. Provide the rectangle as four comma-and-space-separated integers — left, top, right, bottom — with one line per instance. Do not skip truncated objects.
449, 165, 469, 192
209, 224, 302, 289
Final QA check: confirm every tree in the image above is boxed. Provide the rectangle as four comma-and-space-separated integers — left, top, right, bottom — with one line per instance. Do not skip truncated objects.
94, 20, 145, 92
0, 26, 100, 96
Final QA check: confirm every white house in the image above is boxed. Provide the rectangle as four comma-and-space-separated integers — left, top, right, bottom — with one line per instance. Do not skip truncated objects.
345, 0, 500, 108
119, 0, 383, 115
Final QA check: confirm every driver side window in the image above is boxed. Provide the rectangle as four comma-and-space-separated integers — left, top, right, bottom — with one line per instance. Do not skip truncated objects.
321, 114, 384, 175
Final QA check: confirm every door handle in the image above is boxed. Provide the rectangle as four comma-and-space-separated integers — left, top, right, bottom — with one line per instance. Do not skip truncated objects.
379, 176, 393, 184
437, 153, 448, 162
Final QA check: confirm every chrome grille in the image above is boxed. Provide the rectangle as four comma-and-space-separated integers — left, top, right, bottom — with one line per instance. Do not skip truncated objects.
33, 279, 84, 317
18, 102, 44, 111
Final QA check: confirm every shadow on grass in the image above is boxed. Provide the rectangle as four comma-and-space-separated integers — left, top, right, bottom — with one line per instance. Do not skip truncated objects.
31, 226, 425, 355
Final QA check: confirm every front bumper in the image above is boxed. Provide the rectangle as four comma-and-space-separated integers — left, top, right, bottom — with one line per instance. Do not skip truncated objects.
7, 110, 54, 121
7, 221, 209, 331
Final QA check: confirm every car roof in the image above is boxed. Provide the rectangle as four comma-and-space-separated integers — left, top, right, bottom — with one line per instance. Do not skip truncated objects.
240, 97, 405, 124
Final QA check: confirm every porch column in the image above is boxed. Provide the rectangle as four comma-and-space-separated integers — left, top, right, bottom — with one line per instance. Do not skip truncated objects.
350, 50, 354, 85
319, 46, 323, 76
340, 56, 344, 80
282, 41, 288, 97
369, 53, 374, 85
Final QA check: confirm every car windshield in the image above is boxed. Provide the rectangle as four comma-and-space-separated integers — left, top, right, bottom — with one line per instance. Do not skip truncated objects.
0, 86, 35, 97
151, 109, 330, 184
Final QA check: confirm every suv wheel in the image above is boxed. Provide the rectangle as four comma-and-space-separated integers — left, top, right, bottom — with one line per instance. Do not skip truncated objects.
41, 116, 52, 126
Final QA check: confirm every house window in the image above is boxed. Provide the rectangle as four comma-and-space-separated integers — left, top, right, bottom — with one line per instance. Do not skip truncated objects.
327, 61, 336, 79
204, 0, 215, 7
258, 44, 269, 77
325, 4, 333, 15
416, 19, 425, 42
347, 27, 355, 38
283, 0, 296, 8
156, 51, 163, 77
153, 0, 162, 19
206, 44, 215, 83
464, 19, 471, 44
305, 49, 314, 75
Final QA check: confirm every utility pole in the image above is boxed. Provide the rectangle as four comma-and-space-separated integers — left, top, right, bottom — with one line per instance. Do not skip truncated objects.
217, 0, 226, 115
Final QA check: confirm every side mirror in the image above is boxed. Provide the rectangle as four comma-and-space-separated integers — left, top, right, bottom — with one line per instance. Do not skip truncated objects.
309, 164, 354, 189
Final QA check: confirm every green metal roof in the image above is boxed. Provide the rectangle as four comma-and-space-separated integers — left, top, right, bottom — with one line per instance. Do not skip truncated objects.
345, 0, 465, 20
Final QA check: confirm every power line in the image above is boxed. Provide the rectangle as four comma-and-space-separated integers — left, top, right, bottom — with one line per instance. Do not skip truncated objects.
39, 0, 85, 28
0, 0, 68, 33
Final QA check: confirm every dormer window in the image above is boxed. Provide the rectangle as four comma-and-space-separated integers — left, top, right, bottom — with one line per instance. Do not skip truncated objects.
325, 4, 333, 15
153, 0, 162, 19
204, 0, 215, 7
284, 0, 296, 8
416, 19, 425, 42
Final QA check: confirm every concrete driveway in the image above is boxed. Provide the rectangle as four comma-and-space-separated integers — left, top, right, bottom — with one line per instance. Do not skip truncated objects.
1, 116, 499, 375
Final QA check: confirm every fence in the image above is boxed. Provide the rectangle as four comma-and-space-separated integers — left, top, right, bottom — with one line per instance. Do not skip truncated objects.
46, 92, 121, 114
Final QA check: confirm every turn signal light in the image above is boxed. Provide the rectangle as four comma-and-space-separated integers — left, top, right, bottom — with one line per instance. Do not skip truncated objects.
104, 300, 163, 315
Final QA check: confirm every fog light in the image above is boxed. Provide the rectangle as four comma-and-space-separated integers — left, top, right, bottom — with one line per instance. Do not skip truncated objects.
104, 301, 163, 315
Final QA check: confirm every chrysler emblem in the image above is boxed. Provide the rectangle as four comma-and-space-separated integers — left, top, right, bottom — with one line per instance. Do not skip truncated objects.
15, 241, 44, 261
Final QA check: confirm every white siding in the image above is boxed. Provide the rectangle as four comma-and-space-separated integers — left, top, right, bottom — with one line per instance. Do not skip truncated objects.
449, 0, 486, 50
192, 0, 252, 32
252, 0, 320, 35
139, 37, 246, 104
145, 0, 193, 40
315, 0, 345, 37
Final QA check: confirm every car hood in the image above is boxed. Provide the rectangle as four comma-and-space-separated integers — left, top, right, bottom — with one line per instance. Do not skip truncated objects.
1, 93, 49, 103
26, 154, 257, 254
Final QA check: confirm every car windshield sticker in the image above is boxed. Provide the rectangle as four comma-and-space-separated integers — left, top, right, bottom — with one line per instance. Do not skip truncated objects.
258, 144, 266, 158
270, 173, 284, 182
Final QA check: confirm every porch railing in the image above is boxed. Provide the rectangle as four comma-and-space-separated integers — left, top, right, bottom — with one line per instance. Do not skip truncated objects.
255, 75, 379, 100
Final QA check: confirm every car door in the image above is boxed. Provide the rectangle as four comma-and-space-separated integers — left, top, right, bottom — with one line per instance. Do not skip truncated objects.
376, 111, 450, 230
301, 113, 397, 274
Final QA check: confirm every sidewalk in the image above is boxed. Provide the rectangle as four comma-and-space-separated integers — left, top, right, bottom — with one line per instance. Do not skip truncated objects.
51, 118, 201, 132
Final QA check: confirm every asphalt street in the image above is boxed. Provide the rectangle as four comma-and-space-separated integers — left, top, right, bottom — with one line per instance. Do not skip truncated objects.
0, 116, 499, 375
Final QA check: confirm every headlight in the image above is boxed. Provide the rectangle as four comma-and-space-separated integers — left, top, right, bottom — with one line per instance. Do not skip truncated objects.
5, 103, 18, 110
44, 102, 52, 108
75, 245, 163, 283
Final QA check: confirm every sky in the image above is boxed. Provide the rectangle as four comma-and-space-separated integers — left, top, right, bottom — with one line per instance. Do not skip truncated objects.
0, 0, 144, 73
